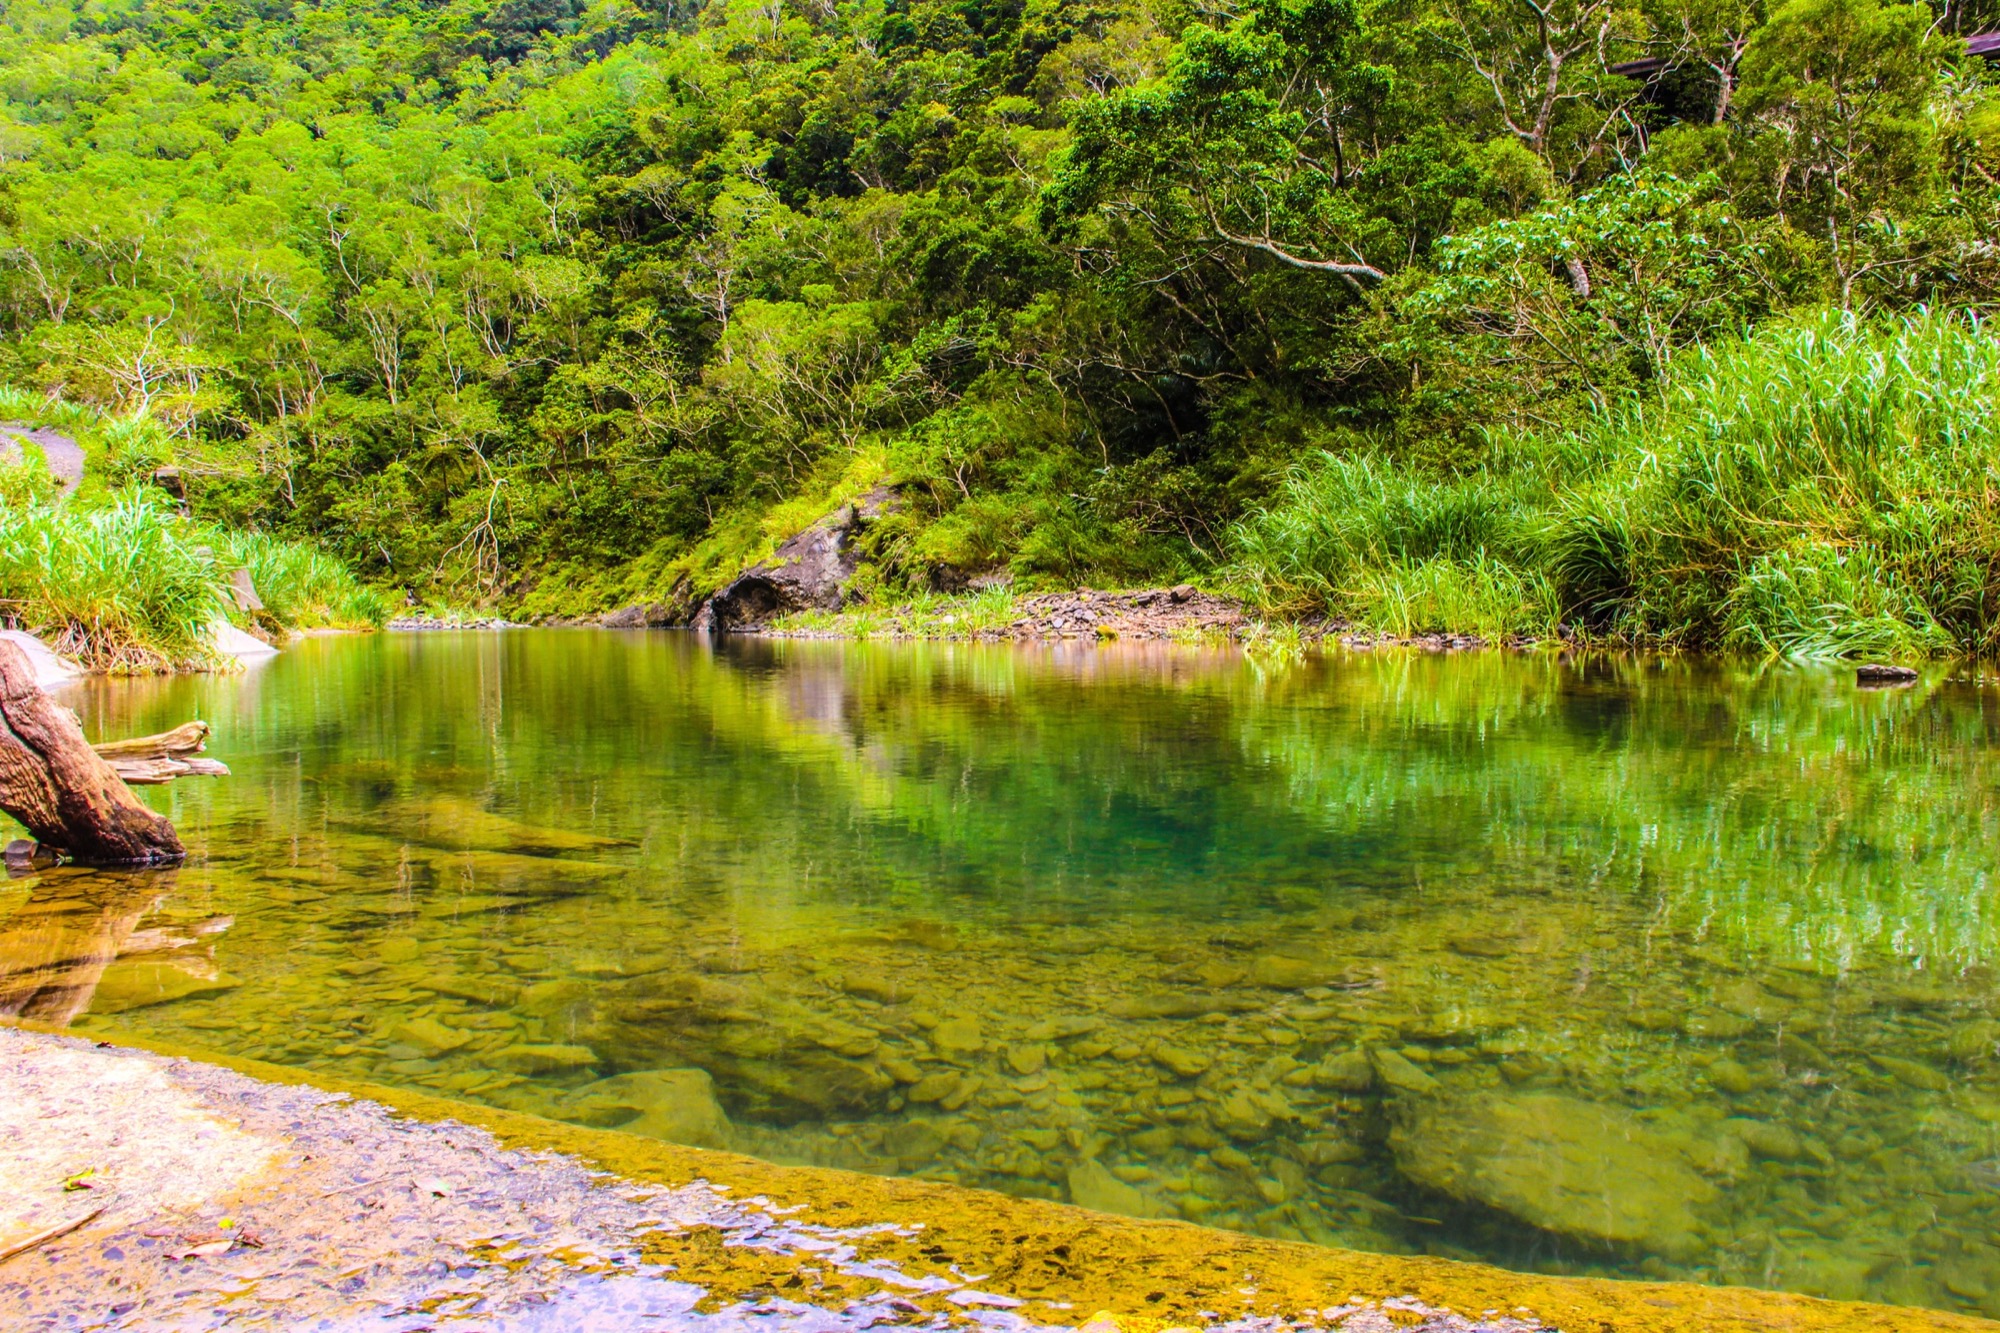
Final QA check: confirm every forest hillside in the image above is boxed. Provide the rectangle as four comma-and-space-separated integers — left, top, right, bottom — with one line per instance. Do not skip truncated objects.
1, 0, 1996, 652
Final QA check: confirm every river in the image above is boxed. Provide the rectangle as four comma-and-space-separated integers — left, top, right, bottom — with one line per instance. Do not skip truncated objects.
7, 630, 2000, 1317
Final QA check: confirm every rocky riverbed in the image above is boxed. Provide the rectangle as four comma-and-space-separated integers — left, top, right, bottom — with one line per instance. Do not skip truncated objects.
32, 822, 2000, 1320
0, 1025, 1569, 1333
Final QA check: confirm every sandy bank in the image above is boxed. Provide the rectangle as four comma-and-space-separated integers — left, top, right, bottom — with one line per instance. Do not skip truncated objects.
1, 1027, 1985, 1333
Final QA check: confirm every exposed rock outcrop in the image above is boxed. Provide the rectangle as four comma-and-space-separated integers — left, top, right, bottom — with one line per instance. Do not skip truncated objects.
693, 489, 894, 633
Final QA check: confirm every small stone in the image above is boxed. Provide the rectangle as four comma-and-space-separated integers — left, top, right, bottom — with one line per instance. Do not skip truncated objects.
1005, 1044, 1047, 1076
1191, 960, 1246, 988
390, 1016, 472, 1057
1314, 1049, 1374, 1092
879, 1056, 924, 1084
1707, 1058, 1756, 1095
1067, 1159, 1165, 1218
1683, 1011, 1756, 1040
1869, 1053, 1950, 1091
1153, 1045, 1212, 1079
1215, 1091, 1273, 1139
906, 1072, 964, 1104
377, 936, 422, 964
1211, 1144, 1253, 1171
931, 1017, 984, 1056
492, 1043, 600, 1075
882, 1118, 949, 1167
1728, 1118, 1805, 1161
1369, 1047, 1439, 1096
1249, 955, 1359, 990
840, 975, 909, 1004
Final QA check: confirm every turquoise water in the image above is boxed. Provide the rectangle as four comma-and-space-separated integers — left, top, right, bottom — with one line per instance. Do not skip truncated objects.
7, 631, 2000, 1314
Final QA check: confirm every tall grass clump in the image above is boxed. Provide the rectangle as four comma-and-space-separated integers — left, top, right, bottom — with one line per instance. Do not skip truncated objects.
0, 490, 223, 670
1604, 309, 2000, 658
214, 530, 392, 630
1228, 453, 1562, 639
0, 482, 388, 671
1230, 310, 2000, 659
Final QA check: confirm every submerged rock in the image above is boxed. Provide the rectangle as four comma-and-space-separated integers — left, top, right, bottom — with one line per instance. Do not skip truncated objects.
559, 1068, 732, 1149
391, 1015, 473, 1057
493, 1043, 600, 1075
88, 958, 240, 1014
1066, 1158, 1167, 1218
1390, 1092, 1721, 1258
1870, 1052, 1951, 1091
1369, 1047, 1439, 1096
1249, 954, 1360, 990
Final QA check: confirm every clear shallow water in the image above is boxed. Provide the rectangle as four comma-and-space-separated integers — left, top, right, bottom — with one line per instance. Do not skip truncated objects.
7, 631, 2000, 1315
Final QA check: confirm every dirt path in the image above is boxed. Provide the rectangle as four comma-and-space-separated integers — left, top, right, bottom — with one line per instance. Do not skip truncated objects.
0, 423, 84, 490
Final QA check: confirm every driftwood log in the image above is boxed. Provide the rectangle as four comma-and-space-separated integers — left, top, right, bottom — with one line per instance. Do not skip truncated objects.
92, 720, 231, 785
0, 640, 225, 864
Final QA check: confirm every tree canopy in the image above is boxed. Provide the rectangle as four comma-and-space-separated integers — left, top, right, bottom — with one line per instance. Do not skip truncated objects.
0, 0, 1991, 614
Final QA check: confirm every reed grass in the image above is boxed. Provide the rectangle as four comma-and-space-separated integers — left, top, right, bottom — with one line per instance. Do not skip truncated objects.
0, 485, 387, 671
1230, 309, 2000, 659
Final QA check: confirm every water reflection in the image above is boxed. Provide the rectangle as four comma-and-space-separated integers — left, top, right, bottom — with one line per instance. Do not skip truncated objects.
8, 633, 2000, 1316
0, 868, 237, 1025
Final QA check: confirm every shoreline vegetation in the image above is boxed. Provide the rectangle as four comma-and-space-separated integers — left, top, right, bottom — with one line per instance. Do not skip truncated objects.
0, 396, 387, 674
1, 0, 1994, 668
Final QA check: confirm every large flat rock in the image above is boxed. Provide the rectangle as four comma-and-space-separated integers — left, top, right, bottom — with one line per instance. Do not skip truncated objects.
1390, 1092, 1725, 1258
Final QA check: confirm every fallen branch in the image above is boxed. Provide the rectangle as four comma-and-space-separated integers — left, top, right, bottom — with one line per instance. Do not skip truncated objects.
92, 721, 231, 786
0, 1204, 106, 1264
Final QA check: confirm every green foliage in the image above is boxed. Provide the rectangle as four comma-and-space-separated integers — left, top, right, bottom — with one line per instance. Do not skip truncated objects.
1232, 311, 2000, 658
0, 459, 387, 671
0, 489, 225, 670
0, 0, 1987, 626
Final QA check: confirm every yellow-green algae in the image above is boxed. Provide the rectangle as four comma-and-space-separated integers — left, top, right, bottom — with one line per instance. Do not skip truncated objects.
61, 1023, 1997, 1333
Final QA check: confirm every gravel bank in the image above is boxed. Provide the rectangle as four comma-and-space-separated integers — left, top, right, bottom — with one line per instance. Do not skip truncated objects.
0, 1028, 1546, 1333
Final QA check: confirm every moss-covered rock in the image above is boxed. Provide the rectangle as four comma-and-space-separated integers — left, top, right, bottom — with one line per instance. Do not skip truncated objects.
1390, 1093, 1723, 1258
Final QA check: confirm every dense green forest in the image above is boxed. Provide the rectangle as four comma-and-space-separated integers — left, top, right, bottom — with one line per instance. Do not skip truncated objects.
1, 0, 1996, 652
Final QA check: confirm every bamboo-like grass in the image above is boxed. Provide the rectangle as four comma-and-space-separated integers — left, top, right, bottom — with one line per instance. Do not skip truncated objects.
1231, 309, 2000, 659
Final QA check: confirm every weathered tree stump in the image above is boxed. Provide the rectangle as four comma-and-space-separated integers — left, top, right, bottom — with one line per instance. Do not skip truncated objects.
0, 640, 186, 863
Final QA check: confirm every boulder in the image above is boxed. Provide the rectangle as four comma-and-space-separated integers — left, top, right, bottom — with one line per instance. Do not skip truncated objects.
1390, 1092, 1723, 1258
695, 488, 895, 632
209, 619, 278, 660
1067, 1158, 1167, 1218
0, 631, 81, 691
601, 603, 680, 629
559, 1068, 732, 1149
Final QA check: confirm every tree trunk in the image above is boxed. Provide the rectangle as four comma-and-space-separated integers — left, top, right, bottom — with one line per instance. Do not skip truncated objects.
0, 641, 185, 864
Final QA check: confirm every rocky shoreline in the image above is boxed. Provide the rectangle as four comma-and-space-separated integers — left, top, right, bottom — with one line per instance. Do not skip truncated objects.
589, 585, 1514, 652
0, 1025, 1969, 1333
0, 1026, 1547, 1332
